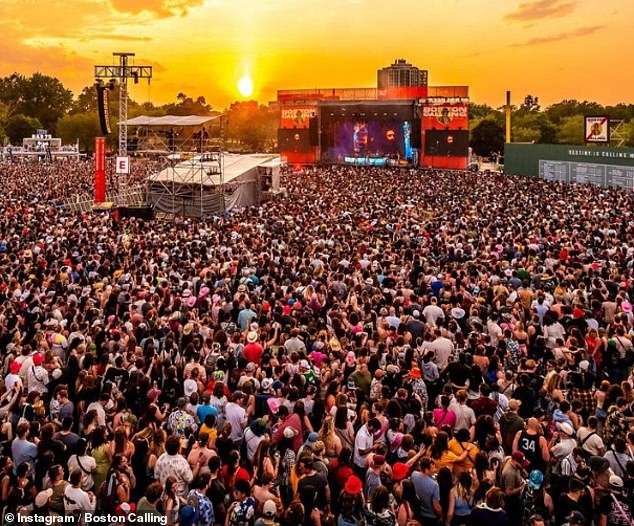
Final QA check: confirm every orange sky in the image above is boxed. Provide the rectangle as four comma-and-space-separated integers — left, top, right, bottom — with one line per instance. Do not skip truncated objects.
2, 0, 633, 110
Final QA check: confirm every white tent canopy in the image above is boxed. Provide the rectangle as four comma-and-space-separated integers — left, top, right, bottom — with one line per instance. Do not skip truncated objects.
122, 115, 219, 127
150, 153, 280, 186
148, 153, 281, 217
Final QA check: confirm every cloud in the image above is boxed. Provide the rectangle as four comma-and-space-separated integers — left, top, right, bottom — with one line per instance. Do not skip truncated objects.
0, 37, 94, 91
109, 0, 205, 18
512, 25, 603, 46
505, 0, 575, 21
137, 58, 168, 73
89, 34, 153, 42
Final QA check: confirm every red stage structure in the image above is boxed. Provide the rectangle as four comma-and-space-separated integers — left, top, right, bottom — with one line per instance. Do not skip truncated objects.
277, 82, 469, 169
94, 137, 106, 203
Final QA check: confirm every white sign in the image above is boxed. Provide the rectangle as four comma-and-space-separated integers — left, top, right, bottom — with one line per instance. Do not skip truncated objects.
115, 156, 130, 174
584, 116, 609, 143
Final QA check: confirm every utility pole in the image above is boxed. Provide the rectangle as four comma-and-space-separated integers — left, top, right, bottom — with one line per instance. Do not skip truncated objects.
95, 53, 153, 156
505, 91, 511, 144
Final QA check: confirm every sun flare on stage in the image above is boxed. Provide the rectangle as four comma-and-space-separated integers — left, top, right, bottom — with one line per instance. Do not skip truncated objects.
238, 73, 254, 98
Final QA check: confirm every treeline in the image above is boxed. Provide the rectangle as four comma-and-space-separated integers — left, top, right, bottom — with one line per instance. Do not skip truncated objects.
469, 95, 634, 157
1, 74, 633, 156
0, 73, 277, 152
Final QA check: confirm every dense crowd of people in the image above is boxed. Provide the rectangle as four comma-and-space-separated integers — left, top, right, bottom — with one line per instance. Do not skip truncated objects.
0, 161, 634, 526
0, 159, 158, 207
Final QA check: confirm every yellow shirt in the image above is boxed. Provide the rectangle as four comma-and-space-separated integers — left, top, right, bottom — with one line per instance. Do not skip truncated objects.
429, 449, 461, 472
447, 438, 479, 475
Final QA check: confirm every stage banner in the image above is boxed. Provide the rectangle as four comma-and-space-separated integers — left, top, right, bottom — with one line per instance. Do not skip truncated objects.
422, 103, 469, 130
280, 106, 317, 129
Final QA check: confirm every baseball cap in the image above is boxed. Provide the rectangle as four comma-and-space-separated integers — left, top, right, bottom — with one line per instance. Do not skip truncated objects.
610, 475, 624, 488
392, 462, 409, 481
263, 500, 277, 517
283, 427, 298, 439
344, 476, 363, 495
512, 451, 530, 468
578, 360, 590, 371
557, 422, 575, 436
372, 455, 385, 467
306, 432, 319, 446
527, 470, 544, 490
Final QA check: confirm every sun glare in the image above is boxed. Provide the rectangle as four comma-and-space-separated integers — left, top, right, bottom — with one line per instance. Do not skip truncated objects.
238, 74, 254, 97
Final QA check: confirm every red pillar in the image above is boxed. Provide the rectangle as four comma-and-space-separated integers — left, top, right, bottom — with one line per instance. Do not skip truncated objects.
94, 137, 106, 203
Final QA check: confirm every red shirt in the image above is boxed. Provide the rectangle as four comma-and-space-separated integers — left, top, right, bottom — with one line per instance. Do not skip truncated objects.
243, 342, 264, 365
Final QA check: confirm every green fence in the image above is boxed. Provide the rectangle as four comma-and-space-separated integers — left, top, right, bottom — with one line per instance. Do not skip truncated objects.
504, 143, 634, 189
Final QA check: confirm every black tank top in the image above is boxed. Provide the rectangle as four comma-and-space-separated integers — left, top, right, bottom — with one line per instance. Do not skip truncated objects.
518, 430, 543, 470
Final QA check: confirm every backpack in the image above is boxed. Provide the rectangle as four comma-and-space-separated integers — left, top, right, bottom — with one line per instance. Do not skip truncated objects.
99, 472, 120, 515
181, 492, 202, 526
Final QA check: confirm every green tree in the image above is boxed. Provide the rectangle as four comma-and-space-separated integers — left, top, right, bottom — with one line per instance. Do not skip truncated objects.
511, 112, 558, 144
0, 101, 8, 144
470, 103, 497, 120
56, 112, 102, 152
516, 94, 541, 116
5, 113, 42, 143
162, 93, 214, 116
226, 101, 276, 152
556, 115, 585, 145
12, 73, 72, 132
512, 127, 541, 143
0, 73, 26, 117
470, 119, 504, 157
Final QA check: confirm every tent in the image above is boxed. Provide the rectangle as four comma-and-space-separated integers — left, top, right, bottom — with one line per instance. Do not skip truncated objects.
148, 153, 281, 217
121, 114, 221, 153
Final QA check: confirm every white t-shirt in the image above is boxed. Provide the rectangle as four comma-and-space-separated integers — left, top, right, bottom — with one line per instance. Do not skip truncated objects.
225, 402, 246, 442
353, 424, 374, 468
86, 402, 106, 426
450, 402, 476, 432
68, 454, 97, 492
64, 485, 96, 515
423, 305, 445, 326
430, 337, 454, 370
577, 427, 604, 456
183, 378, 198, 398
552, 437, 577, 461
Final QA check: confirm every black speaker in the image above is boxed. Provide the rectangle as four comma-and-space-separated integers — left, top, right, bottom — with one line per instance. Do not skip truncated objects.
116, 206, 154, 220
411, 118, 421, 149
309, 117, 319, 146
96, 83, 111, 136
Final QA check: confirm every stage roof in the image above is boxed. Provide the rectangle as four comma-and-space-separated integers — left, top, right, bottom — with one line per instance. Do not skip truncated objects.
150, 153, 281, 186
122, 115, 219, 127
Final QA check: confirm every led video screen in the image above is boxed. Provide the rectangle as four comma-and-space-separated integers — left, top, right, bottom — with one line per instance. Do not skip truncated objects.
319, 103, 416, 163
424, 130, 469, 157
278, 128, 311, 153
333, 120, 405, 158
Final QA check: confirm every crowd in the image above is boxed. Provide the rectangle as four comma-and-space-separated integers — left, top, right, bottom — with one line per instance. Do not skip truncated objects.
0, 161, 634, 526
0, 159, 158, 206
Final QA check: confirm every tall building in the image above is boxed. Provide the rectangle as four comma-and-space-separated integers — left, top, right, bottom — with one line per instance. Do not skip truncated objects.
377, 59, 428, 89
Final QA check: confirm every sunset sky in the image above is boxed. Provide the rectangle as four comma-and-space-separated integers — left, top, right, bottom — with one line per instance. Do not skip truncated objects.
2, 0, 633, 110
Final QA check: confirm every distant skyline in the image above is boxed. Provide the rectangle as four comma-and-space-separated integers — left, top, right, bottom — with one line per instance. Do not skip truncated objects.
1, 0, 633, 110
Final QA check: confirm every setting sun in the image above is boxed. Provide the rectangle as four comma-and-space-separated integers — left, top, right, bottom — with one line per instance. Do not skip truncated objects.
238, 74, 254, 98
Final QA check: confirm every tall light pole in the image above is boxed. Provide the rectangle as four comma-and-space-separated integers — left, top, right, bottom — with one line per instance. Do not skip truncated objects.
95, 53, 153, 156
505, 90, 511, 144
